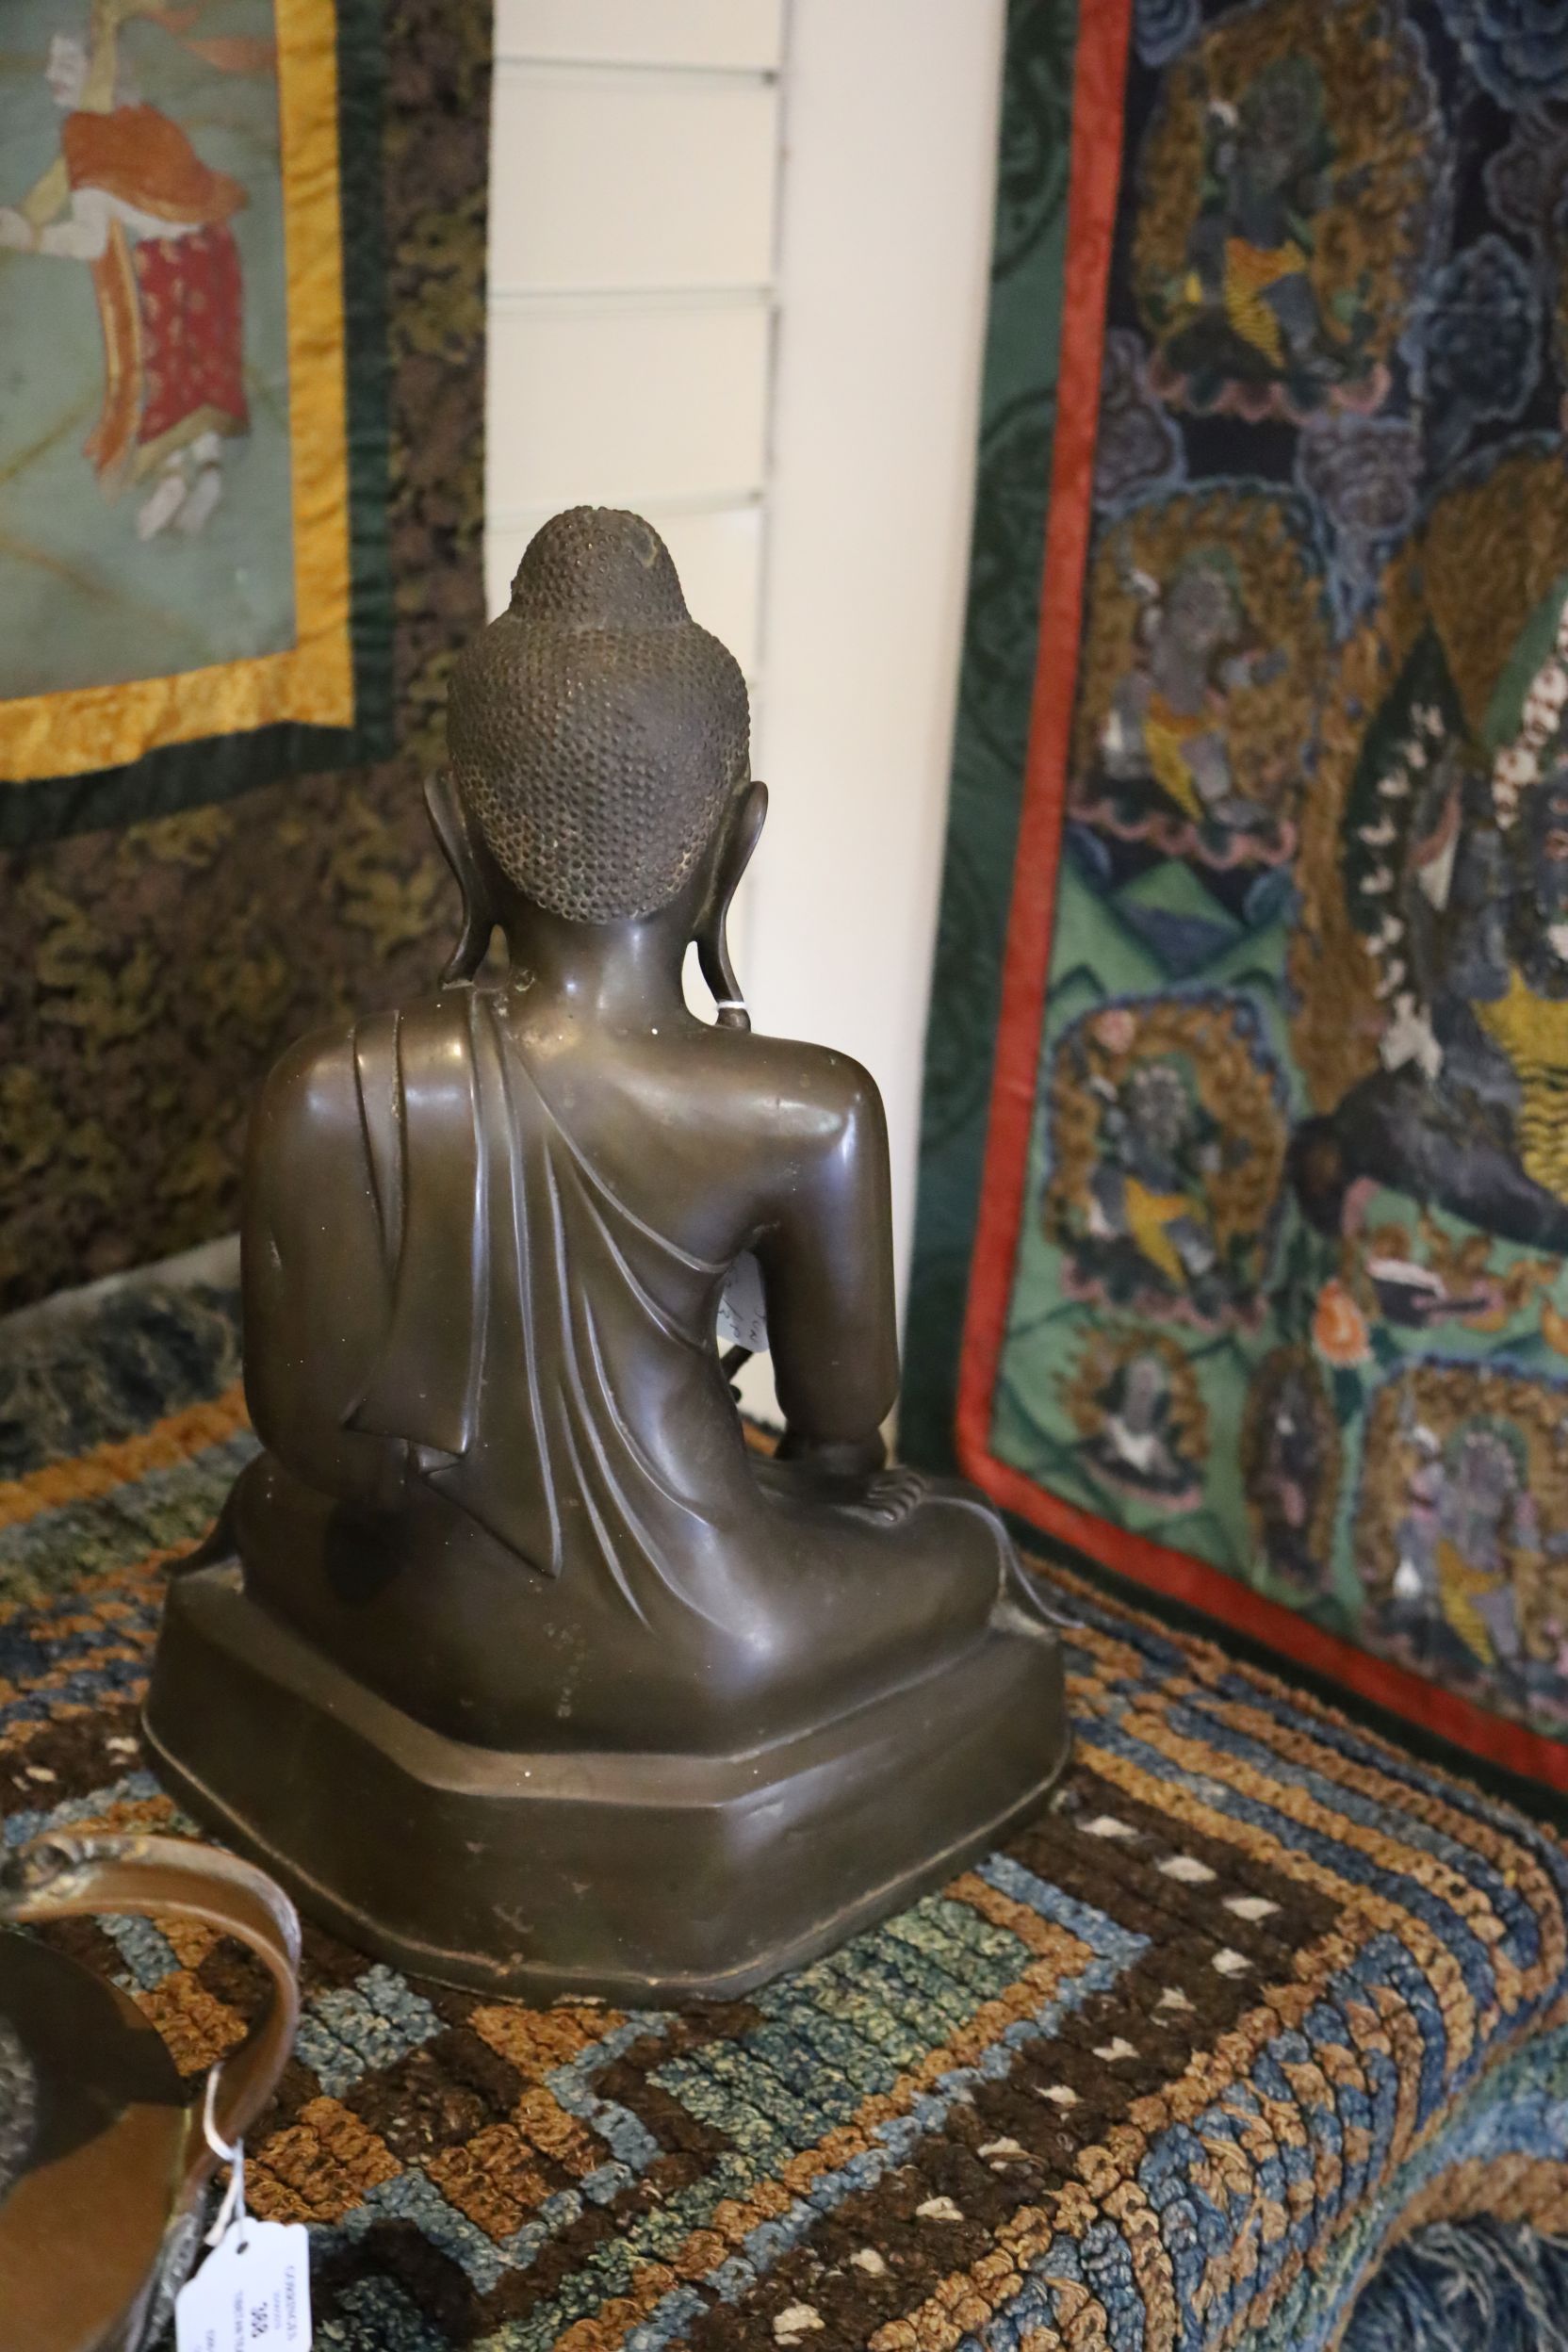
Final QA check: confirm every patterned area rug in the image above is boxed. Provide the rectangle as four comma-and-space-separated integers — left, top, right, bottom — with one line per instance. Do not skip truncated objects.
3, 1282, 1568, 2350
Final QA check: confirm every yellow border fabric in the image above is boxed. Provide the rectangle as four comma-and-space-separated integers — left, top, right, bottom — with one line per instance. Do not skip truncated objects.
0, 0, 353, 785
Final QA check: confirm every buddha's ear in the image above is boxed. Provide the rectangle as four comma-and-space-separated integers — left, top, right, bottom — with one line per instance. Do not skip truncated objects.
697, 780, 768, 1030
425, 771, 498, 984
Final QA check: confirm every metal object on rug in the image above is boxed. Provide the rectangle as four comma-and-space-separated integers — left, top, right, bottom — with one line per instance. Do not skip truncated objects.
0, 1831, 301, 2352
143, 505, 1070, 2003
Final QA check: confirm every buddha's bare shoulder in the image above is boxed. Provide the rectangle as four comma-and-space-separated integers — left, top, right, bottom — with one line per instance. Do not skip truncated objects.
255, 993, 461, 1119
680, 1021, 887, 1148
250, 1005, 401, 1162
253, 1023, 351, 1122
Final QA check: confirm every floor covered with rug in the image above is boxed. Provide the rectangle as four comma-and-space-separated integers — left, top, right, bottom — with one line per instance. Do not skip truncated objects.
3, 1278, 1568, 2351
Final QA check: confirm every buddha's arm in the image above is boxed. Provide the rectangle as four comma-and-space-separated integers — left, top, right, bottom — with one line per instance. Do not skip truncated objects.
242, 1031, 399, 1499
755, 1058, 900, 1477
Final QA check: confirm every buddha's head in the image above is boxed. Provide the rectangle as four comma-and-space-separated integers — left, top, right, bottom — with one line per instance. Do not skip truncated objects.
448, 508, 752, 925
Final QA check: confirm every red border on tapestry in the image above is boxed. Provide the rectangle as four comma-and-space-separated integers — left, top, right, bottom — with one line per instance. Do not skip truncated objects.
952, 0, 1568, 1799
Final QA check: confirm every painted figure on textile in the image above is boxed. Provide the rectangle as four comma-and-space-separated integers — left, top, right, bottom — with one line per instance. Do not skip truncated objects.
1358, 1366, 1568, 1721
1086, 1054, 1231, 1313
1131, 0, 1438, 423
1239, 1347, 1338, 1594
1429, 1424, 1535, 1675
1147, 61, 1372, 410
1293, 509, 1568, 1260
1068, 490, 1326, 975
1064, 1330, 1206, 1511
1097, 543, 1287, 841
0, 4, 266, 539
1043, 998, 1286, 1326
0, 0, 291, 700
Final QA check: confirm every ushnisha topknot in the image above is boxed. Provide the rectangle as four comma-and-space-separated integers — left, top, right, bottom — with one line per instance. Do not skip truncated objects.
447, 506, 751, 923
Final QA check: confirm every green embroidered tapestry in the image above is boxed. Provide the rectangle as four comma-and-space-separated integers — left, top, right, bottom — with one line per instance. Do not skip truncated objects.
908, 0, 1568, 1799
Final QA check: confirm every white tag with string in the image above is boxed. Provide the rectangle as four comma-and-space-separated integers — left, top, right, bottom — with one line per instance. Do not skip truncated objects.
174, 2068, 311, 2351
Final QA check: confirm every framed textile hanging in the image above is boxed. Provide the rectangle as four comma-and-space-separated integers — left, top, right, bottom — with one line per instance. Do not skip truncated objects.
0, 0, 490, 1308
907, 0, 1568, 1799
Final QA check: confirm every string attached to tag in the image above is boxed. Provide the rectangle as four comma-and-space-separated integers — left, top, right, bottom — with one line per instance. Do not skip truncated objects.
202, 2061, 248, 2249
175, 2059, 312, 2349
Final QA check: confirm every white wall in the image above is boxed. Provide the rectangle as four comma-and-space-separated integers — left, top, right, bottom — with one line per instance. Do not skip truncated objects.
485, 2, 782, 684
484, 0, 1005, 1406
745, 0, 1005, 1310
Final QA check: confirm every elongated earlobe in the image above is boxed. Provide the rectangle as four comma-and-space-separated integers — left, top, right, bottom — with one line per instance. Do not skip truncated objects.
425, 771, 499, 984
698, 781, 768, 1030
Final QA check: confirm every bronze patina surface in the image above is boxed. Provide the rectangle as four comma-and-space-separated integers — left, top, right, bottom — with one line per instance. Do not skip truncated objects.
0, 1832, 299, 2352
144, 508, 1069, 2001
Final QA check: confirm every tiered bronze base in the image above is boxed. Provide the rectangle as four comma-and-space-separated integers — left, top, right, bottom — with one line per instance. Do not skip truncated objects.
144, 1561, 1070, 2003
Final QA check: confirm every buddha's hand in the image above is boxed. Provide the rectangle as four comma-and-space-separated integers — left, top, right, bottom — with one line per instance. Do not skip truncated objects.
775, 1429, 887, 1494
846, 1466, 926, 1528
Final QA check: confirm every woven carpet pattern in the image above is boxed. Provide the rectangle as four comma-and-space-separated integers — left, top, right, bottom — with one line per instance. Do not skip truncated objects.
3, 1284, 1568, 2351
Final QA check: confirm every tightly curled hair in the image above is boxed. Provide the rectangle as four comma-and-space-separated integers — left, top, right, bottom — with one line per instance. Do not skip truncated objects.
447, 507, 751, 923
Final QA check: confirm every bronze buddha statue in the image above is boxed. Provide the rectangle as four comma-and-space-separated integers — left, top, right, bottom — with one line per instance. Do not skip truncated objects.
146, 508, 1068, 2001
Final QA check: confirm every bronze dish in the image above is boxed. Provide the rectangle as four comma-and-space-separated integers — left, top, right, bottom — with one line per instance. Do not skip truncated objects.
0, 1832, 300, 2352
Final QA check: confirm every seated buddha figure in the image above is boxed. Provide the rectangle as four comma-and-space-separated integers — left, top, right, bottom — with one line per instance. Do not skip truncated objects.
146, 507, 1068, 2001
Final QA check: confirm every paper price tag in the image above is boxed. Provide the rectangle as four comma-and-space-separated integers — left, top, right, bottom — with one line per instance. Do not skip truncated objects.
174, 2218, 312, 2352
717, 1249, 768, 1354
